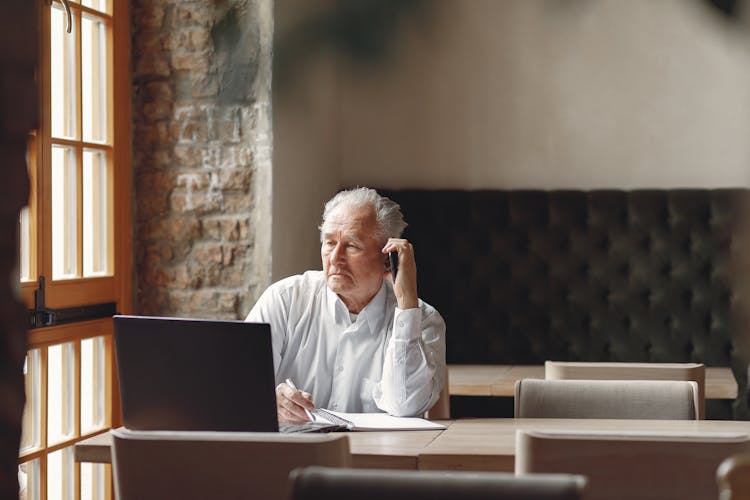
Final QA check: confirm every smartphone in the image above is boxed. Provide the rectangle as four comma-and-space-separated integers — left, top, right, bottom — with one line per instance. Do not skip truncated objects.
388, 251, 399, 280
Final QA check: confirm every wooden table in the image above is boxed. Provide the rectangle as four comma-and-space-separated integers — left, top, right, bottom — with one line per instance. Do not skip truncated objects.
76, 418, 750, 473
344, 427, 447, 469
74, 426, 449, 470
418, 418, 750, 472
448, 365, 739, 399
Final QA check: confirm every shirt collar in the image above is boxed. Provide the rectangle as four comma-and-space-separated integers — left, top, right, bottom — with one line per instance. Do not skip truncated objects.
326, 279, 387, 334
326, 285, 349, 324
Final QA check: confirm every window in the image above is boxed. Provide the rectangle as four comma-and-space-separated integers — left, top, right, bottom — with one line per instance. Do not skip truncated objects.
19, 0, 131, 498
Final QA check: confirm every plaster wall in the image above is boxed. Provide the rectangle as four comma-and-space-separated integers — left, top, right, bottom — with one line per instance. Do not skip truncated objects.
272, 0, 750, 278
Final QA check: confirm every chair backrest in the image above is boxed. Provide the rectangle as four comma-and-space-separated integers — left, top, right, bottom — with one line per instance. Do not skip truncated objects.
545, 361, 706, 418
425, 365, 450, 419
514, 379, 700, 420
516, 429, 750, 500
111, 428, 351, 500
290, 465, 587, 500
717, 453, 750, 500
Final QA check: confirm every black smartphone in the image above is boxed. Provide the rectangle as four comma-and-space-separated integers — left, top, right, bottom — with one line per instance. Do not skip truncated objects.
388, 251, 399, 280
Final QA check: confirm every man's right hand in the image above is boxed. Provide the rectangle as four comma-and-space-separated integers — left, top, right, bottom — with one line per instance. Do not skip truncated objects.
275, 382, 315, 424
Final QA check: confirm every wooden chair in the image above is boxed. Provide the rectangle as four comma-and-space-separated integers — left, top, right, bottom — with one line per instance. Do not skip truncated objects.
515, 379, 700, 420
111, 428, 350, 500
717, 453, 750, 500
425, 366, 450, 419
290, 465, 587, 500
517, 429, 750, 500
545, 361, 706, 418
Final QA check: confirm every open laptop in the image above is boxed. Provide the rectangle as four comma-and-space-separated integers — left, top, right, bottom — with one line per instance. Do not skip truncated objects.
114, 315, 279, 432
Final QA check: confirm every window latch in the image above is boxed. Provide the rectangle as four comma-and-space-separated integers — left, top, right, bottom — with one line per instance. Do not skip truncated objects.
29, 276, 117, 329
49, 0, 72, 34
30, 276, 54, 328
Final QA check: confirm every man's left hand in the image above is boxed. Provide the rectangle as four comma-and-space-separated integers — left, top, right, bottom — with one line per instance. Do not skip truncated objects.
382, 238, 418, 309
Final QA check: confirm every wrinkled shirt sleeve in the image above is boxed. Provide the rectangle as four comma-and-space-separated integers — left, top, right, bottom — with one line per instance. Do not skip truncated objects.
374, 302, 446, 417
245, 285, 289, 376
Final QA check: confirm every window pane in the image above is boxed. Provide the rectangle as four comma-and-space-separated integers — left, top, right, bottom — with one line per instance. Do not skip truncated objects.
52, 146, 78, 280
83, 150, 109, 277
80, 463, 107, 500
19, 206, 31, 281
82, 15, 107, 143
48, 343, 75, 445
51, 5, 77, 139
20, 350, 41, 454
81, 0, 108, 14
81, 336, 105, 433
48, 447, 75, 500
18, 459, 40, 500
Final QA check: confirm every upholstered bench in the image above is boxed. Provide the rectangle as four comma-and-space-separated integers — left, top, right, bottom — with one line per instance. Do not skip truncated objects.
380, 189, 750, 419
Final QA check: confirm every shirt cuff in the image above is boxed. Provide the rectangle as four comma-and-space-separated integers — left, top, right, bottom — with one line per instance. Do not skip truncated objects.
393, 307, 422, 341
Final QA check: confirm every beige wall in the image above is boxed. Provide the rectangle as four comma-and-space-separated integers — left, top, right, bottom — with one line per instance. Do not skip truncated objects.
340, 0, 750, 189
272, 0, 342, 280
273, 0, 750, 277
272, 48, 340, 279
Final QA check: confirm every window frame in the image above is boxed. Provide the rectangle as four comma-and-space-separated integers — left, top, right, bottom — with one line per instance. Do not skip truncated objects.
18, 0, 131, 498
20, 1, 123, 310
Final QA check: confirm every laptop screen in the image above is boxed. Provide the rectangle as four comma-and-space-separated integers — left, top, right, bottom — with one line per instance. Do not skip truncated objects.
114, 315, 278, 432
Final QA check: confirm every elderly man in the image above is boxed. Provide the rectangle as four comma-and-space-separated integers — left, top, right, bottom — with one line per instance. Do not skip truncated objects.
246, 187, 446, 424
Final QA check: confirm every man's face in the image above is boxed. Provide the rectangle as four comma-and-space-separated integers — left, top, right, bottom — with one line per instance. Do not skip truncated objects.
321, 204, 385, 308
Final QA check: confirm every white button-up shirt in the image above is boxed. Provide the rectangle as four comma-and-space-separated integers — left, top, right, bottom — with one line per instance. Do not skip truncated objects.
245, 270, 446, 416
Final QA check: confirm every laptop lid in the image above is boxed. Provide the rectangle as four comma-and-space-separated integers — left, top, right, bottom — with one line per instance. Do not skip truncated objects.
114, 315, 278, 432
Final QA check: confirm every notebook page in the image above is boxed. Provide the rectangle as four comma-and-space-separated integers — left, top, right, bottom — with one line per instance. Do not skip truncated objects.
312, 409, 445, 431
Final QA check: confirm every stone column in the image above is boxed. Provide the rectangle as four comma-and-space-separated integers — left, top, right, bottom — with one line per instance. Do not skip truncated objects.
133, 0, 273, 319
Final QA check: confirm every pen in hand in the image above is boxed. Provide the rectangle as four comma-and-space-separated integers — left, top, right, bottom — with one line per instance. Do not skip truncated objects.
285, 378, 315, 421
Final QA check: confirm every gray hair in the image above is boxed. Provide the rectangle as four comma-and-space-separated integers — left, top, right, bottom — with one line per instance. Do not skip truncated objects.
320, 187, 407, 244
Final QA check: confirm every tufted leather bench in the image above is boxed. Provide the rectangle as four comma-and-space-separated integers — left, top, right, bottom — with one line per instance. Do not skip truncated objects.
379, 189, 750, 419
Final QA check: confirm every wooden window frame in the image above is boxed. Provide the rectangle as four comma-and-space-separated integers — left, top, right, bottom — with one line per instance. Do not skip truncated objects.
19, 0, 130, 498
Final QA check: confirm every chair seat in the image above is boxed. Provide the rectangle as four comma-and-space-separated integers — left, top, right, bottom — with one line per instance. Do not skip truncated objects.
112, 428, 351, 500
544, 361, 706, 418
290, 466, 587, 500
516, 429, 750, 500
515, 379, 700, 420
717, 453, 750, 500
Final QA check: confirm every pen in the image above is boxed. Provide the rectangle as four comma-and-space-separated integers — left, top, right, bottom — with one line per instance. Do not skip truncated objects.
285, 378, 315, 421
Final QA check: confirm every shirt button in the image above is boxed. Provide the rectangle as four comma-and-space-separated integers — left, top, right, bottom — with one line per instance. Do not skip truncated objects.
398, 321, 405, 328
337, 365, 344, 373
331, 403, 338, 410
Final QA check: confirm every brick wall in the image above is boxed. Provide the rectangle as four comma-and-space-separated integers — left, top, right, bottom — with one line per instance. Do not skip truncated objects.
0, 2, 36, 496
133, 0, 273, 319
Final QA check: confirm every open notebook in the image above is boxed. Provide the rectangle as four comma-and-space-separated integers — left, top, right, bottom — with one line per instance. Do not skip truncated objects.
308, 409, 446, 431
